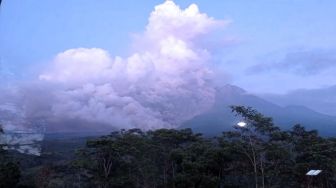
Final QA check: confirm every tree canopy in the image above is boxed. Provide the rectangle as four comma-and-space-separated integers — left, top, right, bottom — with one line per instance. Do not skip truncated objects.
1, 107, 336, 187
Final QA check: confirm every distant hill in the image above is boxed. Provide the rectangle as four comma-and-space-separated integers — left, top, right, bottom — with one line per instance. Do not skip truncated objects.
181, 85, 336, 136
263, 85, 336, 116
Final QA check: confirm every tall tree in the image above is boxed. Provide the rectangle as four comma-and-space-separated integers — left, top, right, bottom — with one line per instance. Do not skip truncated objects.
221, 106, 293, 188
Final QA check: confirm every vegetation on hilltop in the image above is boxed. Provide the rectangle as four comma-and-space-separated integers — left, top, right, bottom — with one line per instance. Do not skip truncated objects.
1, 106, 336, 188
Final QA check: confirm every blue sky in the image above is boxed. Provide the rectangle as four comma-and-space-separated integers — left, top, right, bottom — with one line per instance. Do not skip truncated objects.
1, 0, 336, 94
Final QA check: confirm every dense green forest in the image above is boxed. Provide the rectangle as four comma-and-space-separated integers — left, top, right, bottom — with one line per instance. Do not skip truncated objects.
1, 106, 336, 188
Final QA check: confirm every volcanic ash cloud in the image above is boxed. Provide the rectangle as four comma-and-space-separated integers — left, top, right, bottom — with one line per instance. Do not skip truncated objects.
27, 1, 229, 131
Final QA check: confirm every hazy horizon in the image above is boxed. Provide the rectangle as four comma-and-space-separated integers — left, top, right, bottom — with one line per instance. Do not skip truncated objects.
1, 0, 336, 132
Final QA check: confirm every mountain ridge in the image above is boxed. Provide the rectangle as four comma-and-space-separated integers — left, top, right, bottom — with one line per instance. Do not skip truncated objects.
181, 84, 336, 136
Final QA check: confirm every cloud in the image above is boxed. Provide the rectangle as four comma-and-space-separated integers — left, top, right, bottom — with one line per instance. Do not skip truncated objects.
248, 49, 336, 76
0, 1, 229, 132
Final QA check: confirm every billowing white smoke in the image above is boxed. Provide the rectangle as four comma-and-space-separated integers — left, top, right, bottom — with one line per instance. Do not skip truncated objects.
1, 1, 229, 131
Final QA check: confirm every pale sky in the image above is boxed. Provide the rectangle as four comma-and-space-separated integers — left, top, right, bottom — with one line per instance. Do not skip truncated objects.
1, 0, 336, 94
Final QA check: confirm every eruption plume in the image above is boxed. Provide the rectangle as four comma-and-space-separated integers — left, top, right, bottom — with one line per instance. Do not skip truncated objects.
0, 1, 229, 132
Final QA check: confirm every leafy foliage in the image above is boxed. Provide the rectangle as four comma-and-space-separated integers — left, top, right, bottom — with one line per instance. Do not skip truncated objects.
72, 106, 336, 188
2, 107, 336, 187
